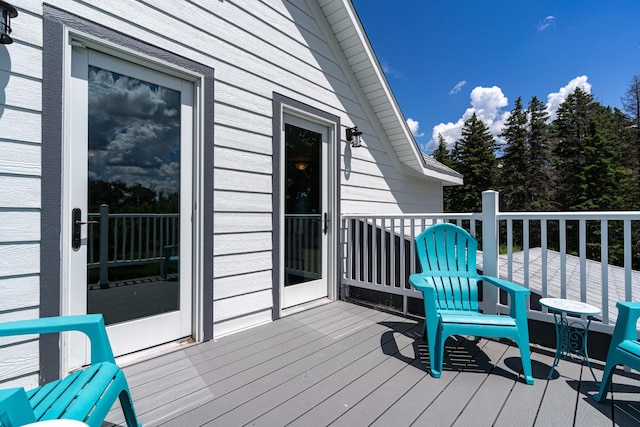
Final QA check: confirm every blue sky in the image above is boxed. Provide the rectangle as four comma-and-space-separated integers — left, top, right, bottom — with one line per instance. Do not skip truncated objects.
351, 0, 640, 153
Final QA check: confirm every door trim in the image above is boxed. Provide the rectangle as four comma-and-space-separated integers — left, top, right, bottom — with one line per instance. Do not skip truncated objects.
41, 6, 214, 381
272, 93, 341, 319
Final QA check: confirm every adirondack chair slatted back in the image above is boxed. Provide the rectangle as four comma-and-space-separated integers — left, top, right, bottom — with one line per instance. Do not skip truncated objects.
415, 224, 479, 312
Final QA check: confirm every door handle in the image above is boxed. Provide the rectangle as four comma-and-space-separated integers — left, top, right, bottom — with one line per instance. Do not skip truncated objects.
323, 212, 329, 235
72, 208, 98, 249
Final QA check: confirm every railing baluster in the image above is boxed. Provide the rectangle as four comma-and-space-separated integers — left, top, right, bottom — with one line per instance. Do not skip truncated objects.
560, 219, 566, 299
399, 218, 405, 289
372, 218, 378, 284
579, 219, 587, 303
506, 219, 513, 282
390, 218, 396, 288
601, 219, 609, 324
354, 217, 361, 282
363, 217, 369, 283
541, 220, 547, 298
381, 218, 386, 286
523, 219, 529, 291
624, 219, 632, 301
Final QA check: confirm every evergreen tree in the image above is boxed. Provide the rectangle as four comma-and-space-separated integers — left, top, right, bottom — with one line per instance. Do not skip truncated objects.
448, 113, 499, 212
432, 134, 455, 211
526, 96, 554, 210
552, 88, 595, 210
552, 88, 631, 211
622, 75, 640, 202
499, 97, 528, 211
432, 134, 452, 167
610, 107, 638, 208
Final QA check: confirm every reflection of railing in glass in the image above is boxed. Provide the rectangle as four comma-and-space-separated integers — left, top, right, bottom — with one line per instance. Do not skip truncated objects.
285, 214, 322, 285
86, 204, 179, 287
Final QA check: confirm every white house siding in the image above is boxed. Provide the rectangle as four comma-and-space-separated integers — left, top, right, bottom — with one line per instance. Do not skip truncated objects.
0, 0, 44, 389
0, 0, 447, 386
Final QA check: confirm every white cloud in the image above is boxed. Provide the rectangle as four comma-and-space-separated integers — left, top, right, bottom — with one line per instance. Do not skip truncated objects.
380, 60, 403, 79
425, 76, 594, 153
406, 118, 424, 137
449, 80, 467, 95
537, 16, 556, 31
545, 75, 591, 121
426, 86, 509, 151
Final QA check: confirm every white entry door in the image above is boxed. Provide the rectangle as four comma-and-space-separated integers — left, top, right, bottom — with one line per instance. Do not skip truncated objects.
64, 47, 193, 370
282, 114, 331, 308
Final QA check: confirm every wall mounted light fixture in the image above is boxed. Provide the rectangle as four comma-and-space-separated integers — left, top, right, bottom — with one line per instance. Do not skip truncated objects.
0, 1, 17, 45
346, 126, 362, 148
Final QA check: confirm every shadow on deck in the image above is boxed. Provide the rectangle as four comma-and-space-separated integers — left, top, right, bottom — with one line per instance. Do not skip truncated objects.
105, 301, 640, 426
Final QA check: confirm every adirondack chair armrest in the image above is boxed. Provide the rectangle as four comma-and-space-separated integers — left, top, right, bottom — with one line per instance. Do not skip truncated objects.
0, 314, 115, 364
409, 273, 440, 313
610, 301, 640, 345
0, 388, 37, 426
477, 275, 530, 296
478, 275, 530, 319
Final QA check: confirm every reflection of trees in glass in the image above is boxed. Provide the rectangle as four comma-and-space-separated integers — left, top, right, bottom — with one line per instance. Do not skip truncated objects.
89, 179, 178, 214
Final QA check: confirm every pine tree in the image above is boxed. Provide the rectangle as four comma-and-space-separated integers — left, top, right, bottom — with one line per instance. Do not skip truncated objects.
621, 75, 640, 202
449, 113, 499, 212
552, 88, 631, 211
526, 96, 554, 210
432, 134, 452, 166
552, 88, 595, 210
432, 134, 455, 211
499, 97, 528, 210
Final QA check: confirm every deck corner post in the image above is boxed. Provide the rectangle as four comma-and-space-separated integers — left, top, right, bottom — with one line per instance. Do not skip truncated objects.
482, 190, 499, 314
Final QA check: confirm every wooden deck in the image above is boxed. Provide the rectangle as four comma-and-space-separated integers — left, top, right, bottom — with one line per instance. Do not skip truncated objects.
105, 301, 640, 426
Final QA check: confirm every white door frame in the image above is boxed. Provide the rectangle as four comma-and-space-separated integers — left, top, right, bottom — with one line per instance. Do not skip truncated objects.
277, 105, 338, 317
60, 31, 206, 372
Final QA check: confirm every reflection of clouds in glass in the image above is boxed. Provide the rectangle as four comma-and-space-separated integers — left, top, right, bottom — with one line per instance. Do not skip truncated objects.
88, 66, 180, 196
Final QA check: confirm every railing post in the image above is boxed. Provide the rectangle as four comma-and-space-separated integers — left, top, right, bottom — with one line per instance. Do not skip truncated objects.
482, 191, 499, 314
99, 204, 110, 289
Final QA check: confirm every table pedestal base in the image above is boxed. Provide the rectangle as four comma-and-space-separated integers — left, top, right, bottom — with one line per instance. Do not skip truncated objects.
548, 312, 598, 383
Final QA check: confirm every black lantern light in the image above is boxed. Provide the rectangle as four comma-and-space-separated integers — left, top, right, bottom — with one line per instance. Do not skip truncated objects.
346, 126, 363, 148
0, 1, 17, 45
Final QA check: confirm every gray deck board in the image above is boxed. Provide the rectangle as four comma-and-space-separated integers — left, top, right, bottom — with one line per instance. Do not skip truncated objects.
102, 300, 639, 427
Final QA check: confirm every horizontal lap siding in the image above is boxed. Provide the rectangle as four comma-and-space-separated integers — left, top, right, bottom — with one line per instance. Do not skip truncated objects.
0, 0, 444, 366
0, 0, 44, 389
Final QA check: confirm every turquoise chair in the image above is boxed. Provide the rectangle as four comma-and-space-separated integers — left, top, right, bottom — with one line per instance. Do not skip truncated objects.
409, 223, 534, 384
594, 301, 640, 402
0, 314, 140, 427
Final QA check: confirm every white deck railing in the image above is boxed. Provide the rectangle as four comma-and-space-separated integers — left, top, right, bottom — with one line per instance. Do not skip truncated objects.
341, 191, 640, 334
87, 204, 179, 286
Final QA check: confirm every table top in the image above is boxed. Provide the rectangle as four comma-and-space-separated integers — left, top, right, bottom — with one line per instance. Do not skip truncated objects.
539, 298, 601, 316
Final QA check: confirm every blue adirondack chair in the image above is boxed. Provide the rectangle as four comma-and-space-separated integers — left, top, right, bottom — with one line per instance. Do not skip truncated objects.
594, 301, 640, 402
0, 314, 140, 427
409, 223, 534, 384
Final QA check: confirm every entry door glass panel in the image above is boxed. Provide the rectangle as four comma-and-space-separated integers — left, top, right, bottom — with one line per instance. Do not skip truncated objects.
86, 65, 181, 325
285, 123, 323, 286
67, 47, 193, 368
282, 115, 329, 308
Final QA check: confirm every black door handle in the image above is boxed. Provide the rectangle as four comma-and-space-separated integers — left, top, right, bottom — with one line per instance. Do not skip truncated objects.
72, 208, 98, 249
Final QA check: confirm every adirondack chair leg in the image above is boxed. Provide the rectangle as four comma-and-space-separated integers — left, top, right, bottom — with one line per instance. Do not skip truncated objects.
431, 333, 445, 378
119, 390, 141, 427
517, 341, 534, 385
594, 362, 616, 402
422, 317, 442, 378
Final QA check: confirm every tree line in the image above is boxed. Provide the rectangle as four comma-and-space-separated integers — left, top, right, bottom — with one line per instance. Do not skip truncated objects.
432, 75, 640, 267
